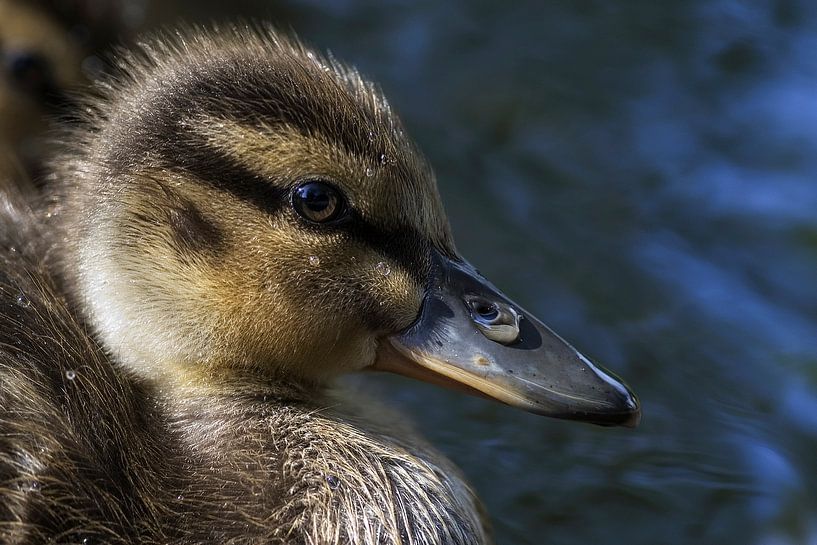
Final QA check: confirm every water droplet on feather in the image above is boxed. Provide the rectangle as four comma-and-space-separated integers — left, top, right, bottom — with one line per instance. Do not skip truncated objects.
375, 262, 391, 276
326, 475, 340, 489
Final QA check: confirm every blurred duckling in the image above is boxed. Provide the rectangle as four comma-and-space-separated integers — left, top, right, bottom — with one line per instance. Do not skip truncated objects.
0, 0, 83, 181
0, 26, 640, 544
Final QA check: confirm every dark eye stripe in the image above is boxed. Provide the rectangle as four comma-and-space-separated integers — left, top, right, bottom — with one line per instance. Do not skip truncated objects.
154, 137, 431, 285
168, 138, 287, 216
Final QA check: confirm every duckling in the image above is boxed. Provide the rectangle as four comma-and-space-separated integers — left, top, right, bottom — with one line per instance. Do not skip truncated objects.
1, 25, 640, 544
0, 0, 83, 181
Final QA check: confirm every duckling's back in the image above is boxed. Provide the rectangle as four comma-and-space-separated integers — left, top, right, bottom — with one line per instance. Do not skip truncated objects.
0, 180, 182, 543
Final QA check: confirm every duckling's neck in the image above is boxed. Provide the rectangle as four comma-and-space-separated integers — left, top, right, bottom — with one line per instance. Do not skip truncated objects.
158, 374, 319, 459
130, 347, 336, 403
156, 366, 321, 399
152, 366, 328, 438
148, 372, 490, 545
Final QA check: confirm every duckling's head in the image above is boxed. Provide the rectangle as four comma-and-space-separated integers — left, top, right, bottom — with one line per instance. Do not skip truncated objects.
57, 26, 639, 426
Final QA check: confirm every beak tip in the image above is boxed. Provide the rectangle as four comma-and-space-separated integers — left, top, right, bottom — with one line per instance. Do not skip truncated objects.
604, 391, 641, 428
581, 406, 641, 428
621, 406, 642, 428
571, 385, 640, 428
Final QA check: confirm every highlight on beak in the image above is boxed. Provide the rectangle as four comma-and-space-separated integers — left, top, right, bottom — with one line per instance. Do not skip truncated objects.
373, 250, 641, 428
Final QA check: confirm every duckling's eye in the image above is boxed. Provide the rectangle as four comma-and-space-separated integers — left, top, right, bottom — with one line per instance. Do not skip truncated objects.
6, 51, 53, 95
292, 181, 347, 224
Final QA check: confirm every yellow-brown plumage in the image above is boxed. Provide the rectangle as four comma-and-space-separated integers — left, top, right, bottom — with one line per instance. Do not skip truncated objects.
3, 26, 489, 544
0, 24, 639, 545
53, 27, 453, 386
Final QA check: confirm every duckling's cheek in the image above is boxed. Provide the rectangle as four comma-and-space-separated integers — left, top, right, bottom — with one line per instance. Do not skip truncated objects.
360, 259, 424, 333
168, 202, 226, 256
254, 230, 423, 335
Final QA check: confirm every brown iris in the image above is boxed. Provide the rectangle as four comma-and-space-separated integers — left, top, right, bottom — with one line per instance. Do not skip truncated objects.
291, 181, 347, 224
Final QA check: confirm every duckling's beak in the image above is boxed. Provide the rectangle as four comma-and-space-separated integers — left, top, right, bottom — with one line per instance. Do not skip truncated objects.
374, 250, 641, 427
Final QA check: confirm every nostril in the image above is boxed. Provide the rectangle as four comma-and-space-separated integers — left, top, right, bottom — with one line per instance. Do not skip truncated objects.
464, 295, 521, 345
474, 302, 499, 323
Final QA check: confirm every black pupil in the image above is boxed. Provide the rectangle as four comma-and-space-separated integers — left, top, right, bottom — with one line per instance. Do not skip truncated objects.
294, 182, 340, 222
302, 186, 331, 211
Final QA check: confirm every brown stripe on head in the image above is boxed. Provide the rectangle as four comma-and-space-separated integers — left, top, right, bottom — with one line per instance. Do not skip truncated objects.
168, 198, 225, 258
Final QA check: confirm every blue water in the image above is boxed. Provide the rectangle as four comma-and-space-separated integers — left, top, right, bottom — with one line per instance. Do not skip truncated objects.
146, 1, 817, 543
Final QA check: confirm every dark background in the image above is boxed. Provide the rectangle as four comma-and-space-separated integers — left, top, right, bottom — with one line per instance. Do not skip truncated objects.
93, 1, 817, 543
